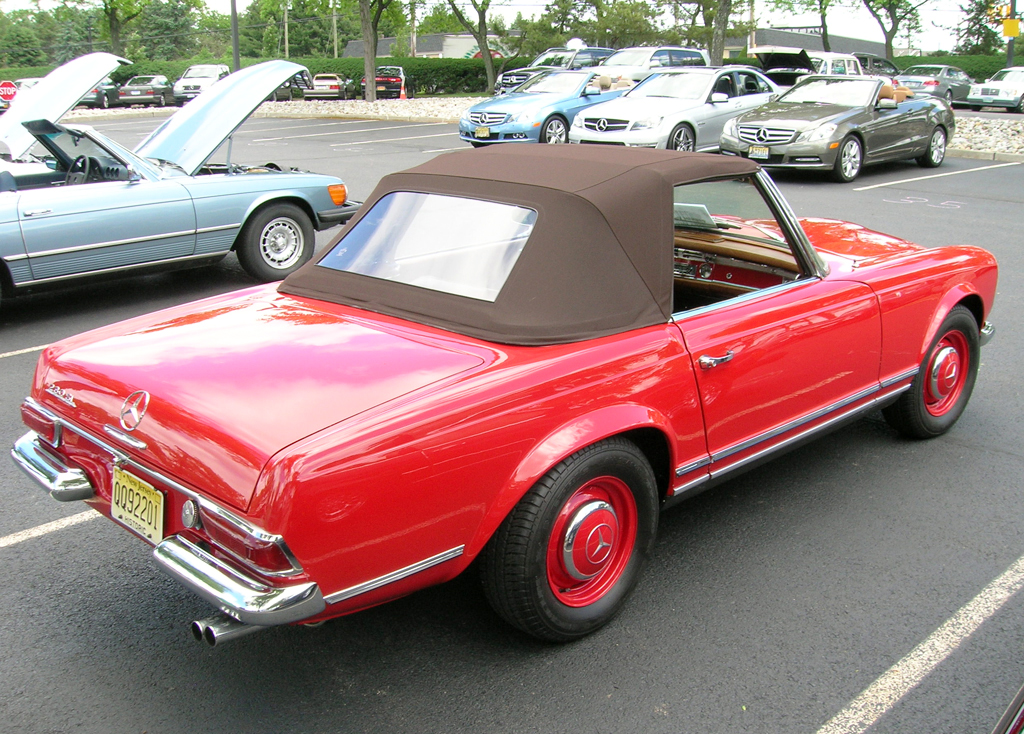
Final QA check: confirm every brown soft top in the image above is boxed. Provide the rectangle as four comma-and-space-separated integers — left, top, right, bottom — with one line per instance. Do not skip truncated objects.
280, 145, 760, 345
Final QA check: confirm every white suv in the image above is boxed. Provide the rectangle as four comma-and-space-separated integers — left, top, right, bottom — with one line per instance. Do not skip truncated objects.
598, 46, 710, 83
173, 64, 230, 105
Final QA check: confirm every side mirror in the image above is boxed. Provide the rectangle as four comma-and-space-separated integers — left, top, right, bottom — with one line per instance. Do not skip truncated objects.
769, 93, 780, 102
710, 92, 729, 103
877, 98, 897, 110
125, 165, 142, 183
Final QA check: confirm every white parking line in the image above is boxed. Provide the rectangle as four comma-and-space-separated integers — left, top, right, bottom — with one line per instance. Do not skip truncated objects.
0, 511, 99, 549
237, 120, 367, 135
424, 147, 469, 153
815, 553, 1024, 734
0, 344, 47, 360
254, 121, 450, 142
330, 132, 458, 148
852, 161, 1022, 191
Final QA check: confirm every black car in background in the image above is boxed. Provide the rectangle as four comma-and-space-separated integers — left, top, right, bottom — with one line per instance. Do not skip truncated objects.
117, 75, 173, 106
78, 77, 119, 108
361, 66, 411, 98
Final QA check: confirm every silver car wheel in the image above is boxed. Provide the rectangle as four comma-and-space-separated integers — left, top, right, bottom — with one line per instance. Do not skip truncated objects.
840, 138, 861, 179
542, 117, 568, 144
259, 217, 305, 270
928, 128, 946, 165
669, 124, 695, 151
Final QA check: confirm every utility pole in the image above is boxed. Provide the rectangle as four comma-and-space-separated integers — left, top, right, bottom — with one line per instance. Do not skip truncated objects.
1010, 0, 1018, 67
284, 1, 289, 59
230, 0, 240, 72
333, 0, 338, 57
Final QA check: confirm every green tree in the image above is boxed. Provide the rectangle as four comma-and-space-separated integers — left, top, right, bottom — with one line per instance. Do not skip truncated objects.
137, 0, 200, 60
3, 24, 47, 65
860, 0, 927, 59
99, 0, 150, 56
417, 2, 463, 33
447, 0, 498, 88
358, 0, 395, 100
955, 0, 1004, 55
768, 0, 844, 51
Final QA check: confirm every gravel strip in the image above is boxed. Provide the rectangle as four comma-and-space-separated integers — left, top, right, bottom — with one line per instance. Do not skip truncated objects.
66, 97, 1024, 158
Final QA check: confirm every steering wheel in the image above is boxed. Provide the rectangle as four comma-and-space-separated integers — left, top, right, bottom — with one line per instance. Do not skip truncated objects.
64, 155, 91, 185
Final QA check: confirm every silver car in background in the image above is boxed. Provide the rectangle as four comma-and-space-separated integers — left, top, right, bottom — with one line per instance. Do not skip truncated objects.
967, 66, 1024, 112
568, 67, 777, 150
719, 75, 955, 182
895, 64, 973, 105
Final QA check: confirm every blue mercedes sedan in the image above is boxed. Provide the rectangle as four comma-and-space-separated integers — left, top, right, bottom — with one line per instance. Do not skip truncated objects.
459, 70, 626, 146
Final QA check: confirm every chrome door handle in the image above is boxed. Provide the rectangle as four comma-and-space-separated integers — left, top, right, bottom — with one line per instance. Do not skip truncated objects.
23, 209, 52, 217
698, 350, 734, 369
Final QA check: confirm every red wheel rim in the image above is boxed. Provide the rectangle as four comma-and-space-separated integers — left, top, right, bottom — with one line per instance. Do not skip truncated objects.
546, 476, 638, 608
924, 330, 969, 417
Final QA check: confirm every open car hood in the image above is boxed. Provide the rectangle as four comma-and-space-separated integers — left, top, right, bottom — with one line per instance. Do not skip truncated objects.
0, 52, 130, 160
134, 60, 311, 175
749, 46, 817, 73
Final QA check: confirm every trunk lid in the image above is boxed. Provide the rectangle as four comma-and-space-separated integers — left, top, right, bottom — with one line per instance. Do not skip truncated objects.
38, 287, 484, 510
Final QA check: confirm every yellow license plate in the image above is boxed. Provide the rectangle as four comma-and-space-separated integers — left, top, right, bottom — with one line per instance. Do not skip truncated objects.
748, 145, 770, 160
475, 126, 490, 139
376, 85, 386, 91
111, 467, 164, 543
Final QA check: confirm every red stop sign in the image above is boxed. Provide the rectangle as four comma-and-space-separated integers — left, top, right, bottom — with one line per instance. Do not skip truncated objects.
0, 80, 17, 101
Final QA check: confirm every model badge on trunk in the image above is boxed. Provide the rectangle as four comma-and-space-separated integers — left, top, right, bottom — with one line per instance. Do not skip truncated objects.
45, 383, 76, 408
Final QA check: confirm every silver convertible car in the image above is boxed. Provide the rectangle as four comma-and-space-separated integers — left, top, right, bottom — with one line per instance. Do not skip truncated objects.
0, 56, 358, 300
719, 75, 955, 182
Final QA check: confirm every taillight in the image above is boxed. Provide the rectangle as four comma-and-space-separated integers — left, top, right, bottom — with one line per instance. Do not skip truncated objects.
21, 399, 60, 446
197, 501, 300, 576
328, 183, 347, 205
329, 84, 339, 90
924, 80, 939, 86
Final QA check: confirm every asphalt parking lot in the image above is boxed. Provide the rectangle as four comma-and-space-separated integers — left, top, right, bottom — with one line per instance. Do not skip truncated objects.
1, 115, 1023, 734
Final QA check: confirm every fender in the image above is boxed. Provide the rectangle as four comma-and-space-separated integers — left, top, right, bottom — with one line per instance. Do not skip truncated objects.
238, 190, 316, 233
463, 402, 676, 558
919, 282, 983, 360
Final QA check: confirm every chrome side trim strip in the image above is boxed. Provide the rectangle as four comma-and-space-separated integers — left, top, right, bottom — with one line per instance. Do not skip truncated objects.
153, 535, 324, 626
196, 223, 241, 234
24, 229, 196, 259
709, 383, 912, 480
11, 432, 95, 501
980, 321, 995, 347
14, 251, 232, 287
675, 456, 711, 478
4, 253, 29, 262
103, 424, 148, 451
670, 380, 913, 497
880, 367, 919, 388
712, 384, 880, 463
325, 545, 466, 605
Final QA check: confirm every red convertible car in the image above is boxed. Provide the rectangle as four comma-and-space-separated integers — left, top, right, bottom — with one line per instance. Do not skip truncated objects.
12, 146, 997, 646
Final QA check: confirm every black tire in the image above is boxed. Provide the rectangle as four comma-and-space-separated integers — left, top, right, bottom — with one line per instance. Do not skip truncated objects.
156, 93, 165, 107
479, 437, 659, 642
944, 90, 953, 104
667, 123, 695, 151
236, 203, 315, 282
971, 105, 982, 111
99, 94, 109, 109
540, 115, 568, 144
1015, 96, 1024, 113
917, 126, 946, 168
830, 134, 862, 182
882, 305, 980, 439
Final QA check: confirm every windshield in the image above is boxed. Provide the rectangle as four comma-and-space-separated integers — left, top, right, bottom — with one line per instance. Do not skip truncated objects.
183, 66, 221, 79
516, 71, 587, 94
903, 66, 944, 76
992, 69, 1024, 83
531, 50, 573, 67
377, 67, 402, 76
127, 76, 157, 85
780, 77, 876, 106
604, 48, 651, 66
628, 72, 712, 99
319, 192, 537, 302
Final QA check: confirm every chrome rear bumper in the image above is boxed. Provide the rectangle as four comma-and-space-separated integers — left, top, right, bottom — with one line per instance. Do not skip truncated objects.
153, 535, 325, 626
11, 432, 95, 501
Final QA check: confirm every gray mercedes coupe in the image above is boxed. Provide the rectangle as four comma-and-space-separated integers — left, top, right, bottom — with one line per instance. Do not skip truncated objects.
719, 75, 955, 182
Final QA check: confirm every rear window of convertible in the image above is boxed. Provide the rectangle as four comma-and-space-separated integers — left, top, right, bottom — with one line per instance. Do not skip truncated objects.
318, 192, 538, 302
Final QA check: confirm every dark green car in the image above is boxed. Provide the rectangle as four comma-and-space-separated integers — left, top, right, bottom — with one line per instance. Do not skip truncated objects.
720, 75, 956, 183
117, 75, 173, 107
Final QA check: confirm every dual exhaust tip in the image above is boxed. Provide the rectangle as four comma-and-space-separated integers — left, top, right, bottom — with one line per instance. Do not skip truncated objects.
190, 614, 262, 647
